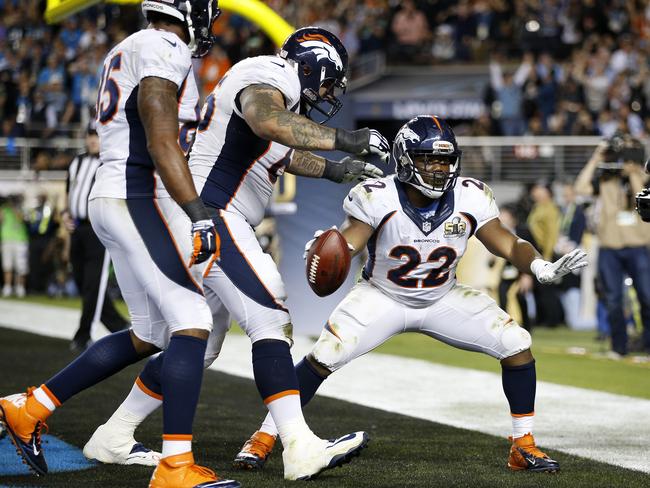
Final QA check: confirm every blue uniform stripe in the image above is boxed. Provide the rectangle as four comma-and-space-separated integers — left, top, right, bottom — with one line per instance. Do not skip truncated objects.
212, 212, 287, 312
362, 210, 397, 280
126, 198, 203, 295
124, 86, 155, 198
200, 112, 270, 209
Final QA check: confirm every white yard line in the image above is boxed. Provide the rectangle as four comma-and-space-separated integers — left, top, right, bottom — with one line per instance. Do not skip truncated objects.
1, 299, 648, 473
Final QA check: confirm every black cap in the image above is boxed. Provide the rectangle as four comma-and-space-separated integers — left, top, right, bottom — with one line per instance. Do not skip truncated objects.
87, 119, 97, 135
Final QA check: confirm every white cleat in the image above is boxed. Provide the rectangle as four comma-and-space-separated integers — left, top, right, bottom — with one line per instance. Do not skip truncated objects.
83, 423, 161, 467
282, 431, 369, 481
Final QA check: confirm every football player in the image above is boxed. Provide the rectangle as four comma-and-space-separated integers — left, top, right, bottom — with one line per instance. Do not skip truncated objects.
0, 2, 239, 487
82, 27, 390, 481
233, 115, 588, 473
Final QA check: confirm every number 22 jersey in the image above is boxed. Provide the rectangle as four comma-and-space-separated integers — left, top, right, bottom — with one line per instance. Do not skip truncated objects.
344, 175, 499, 307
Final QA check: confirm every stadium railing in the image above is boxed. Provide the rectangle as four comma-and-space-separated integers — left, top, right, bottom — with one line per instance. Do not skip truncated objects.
0, 135, 643, 184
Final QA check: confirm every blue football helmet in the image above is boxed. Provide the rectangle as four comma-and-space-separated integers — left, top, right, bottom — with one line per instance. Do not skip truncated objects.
279, 27, 348, 123
141, 0, 221, 58
393, 115, 462, 199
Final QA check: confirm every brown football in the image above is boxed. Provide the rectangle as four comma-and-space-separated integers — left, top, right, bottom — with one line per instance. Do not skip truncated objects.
305, 229, 351, 297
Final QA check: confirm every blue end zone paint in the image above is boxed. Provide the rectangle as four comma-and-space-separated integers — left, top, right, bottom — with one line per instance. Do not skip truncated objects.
0, 435, 96, 476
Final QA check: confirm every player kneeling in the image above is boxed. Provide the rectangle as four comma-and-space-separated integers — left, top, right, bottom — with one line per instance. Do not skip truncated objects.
234, 115, 585, 473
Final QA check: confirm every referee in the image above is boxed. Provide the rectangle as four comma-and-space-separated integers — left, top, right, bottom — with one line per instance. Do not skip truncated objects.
63, 122, 129, 352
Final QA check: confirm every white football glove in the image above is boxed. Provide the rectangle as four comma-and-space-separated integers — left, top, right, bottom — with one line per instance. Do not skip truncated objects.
303, 226, 355, 260
365, 129, 391, 164
530, 249, 588, 284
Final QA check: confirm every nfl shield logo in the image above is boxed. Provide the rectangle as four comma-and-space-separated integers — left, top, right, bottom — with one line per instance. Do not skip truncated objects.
422, 221, 432, 232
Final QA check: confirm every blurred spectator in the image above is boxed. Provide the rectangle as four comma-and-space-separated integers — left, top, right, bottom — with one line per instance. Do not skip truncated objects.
495, 203, 532, 330
575, 141, 650, 356
0, 194, 28, 298
556, 181, 594, 330
431, 25, 455, 62
26, 192, 60, 294
489, 54, 532, 135
390, 0, 430, 63
198, 45, 231, 97
528, 180, 564, 327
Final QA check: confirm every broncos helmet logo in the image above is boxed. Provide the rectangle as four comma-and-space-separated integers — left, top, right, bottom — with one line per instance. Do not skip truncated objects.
298, 39, 344, 71
395, 127, 420, 152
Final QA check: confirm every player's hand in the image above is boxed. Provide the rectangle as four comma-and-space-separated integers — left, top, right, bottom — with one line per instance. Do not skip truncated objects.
332, 156, 384, 183
303, 226, 354, 259
189, 219, 220, 267
530, 249, 587, 284
364, 129, 390, 164
335, 127, 390, 164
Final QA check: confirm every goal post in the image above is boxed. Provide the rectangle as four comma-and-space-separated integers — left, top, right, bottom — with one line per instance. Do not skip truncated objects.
44, 0, 294, 46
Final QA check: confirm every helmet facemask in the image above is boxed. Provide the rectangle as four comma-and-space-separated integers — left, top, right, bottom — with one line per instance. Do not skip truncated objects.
396, 142, 461, 199
185, 0, 220, 58
300, 73, 347, 124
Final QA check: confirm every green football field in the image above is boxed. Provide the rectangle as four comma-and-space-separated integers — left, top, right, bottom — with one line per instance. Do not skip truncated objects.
1, 325, 649, 488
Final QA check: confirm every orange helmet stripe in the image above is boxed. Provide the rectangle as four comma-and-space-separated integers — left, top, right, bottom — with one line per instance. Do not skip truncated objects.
296, 33, 332, 45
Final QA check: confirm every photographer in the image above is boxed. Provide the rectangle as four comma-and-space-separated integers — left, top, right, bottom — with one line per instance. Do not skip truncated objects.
575, 135, 650, 356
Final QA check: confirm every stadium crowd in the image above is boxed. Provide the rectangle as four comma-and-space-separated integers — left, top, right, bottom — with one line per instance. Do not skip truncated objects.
3, 1, 650, 138
0, 0, 649, 357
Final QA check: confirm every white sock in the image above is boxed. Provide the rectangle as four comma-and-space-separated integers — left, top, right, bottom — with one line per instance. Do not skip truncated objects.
101, 381, 161, 438
121, 380, 163, 420
161, 438, 192, 459
266, 393, 312, 446
259, 411, 279, 437
33, 387, 57, 412
512, 414, 534, 439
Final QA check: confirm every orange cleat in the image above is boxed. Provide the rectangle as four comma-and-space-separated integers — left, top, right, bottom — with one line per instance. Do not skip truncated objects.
508, 433, 560, 473
0, 387, 50, 476
232, 431, 277, 470
149, 452, 240, 488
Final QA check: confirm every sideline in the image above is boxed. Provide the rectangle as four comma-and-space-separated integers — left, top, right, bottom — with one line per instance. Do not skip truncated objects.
1, 299, 648, 474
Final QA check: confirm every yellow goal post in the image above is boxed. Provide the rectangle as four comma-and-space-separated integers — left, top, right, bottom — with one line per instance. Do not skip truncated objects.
45, 0, 294, 46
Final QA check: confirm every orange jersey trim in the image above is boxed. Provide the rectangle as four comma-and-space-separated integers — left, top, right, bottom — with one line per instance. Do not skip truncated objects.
264, 389, 300, 405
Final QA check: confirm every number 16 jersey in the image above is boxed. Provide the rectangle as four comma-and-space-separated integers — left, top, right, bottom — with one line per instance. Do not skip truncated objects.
344, 175, 499, 308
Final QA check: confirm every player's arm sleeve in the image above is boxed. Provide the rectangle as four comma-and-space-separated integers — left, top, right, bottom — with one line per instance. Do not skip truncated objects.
138, 40, 191, 88
235, 61, 300, 116
342, 183, 379, 229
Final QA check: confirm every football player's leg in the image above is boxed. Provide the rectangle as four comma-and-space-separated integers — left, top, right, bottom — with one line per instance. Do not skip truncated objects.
419, 284, 558, 472
83, 284, 229, 466
124, 197, 236, 487
213, 212, 369, 479
208, 213, 306, 455
244, 281, 403, 467
0, 198, 160, 476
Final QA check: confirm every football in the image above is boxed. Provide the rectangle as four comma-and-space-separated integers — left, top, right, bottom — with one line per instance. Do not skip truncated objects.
305, 229, 351, 297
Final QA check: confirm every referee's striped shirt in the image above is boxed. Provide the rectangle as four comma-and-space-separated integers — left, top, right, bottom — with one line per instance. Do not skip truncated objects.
67, 152, 101, 221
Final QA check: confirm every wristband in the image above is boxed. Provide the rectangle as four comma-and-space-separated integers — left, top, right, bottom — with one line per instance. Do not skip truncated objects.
180, 197, 211, 223
322, 158, 345, 183
335, 127, 369, 154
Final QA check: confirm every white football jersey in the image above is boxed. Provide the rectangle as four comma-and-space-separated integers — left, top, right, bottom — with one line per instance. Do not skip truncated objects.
189, 55, 301, 227
90, 29, 197, 201
344, 175, 499, 307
